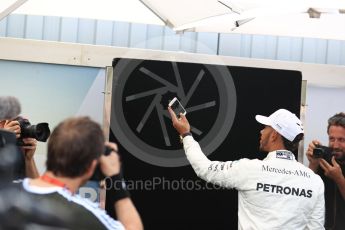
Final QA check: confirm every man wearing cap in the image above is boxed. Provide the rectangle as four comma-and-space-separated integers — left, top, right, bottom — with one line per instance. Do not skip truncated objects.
168, 108, 325, 229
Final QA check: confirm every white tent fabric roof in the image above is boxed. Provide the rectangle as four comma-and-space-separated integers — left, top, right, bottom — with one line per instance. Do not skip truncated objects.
0, 0, 164, 25
1, 0, 345, 40
143, 0, 345, 40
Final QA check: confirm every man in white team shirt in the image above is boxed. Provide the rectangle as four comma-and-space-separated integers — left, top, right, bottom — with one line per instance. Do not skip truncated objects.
168, 108, 325, 230
8, 117, 143, 230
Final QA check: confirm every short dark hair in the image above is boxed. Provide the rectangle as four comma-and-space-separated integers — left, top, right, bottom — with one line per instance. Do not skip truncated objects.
46, 117, 104, 178
327, 112, 345, 133
282, 133, 304, 152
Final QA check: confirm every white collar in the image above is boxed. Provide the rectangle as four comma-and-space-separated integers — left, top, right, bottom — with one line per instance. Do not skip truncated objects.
264, 150, 296, 161
22, 178, 66, 194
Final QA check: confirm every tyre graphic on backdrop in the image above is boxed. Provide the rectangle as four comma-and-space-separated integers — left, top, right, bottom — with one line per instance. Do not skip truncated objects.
110, 58, 237, 167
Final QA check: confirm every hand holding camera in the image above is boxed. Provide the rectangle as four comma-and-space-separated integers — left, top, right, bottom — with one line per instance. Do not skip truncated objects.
99, 142, 121, 177
319, 154, 344, 183
0, 116, 48, 180
2, 117, 50, 146
20, 138, 37, 160
89, 142, 121, 181
3, 120, 20, 139
306, 140, 323, 171
307, 140, 335, 163
15, 117, 50, 146
312, 144, 334, 162
98, 142, 131, 204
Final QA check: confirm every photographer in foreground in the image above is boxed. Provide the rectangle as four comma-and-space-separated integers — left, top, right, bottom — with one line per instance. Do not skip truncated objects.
169, 107, 325, 229
306, 112, 345, 230
13, 116, 143, 229
0, 96, 39, 179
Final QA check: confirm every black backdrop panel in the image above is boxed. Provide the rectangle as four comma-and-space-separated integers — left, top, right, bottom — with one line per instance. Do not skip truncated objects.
109, 58, 302, 230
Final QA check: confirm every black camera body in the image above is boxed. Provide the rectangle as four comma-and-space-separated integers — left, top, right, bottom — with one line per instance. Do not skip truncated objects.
16, 117, 50, 146
90, 146, 113, 181
313, 145, 333, 162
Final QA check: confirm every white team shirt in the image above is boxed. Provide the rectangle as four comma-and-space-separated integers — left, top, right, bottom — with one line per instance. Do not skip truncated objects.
21, 178, 125, 230
183, 136, 325, 230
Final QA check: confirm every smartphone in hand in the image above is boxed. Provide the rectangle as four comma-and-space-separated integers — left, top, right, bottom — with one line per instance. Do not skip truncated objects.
168, 97, 187, 118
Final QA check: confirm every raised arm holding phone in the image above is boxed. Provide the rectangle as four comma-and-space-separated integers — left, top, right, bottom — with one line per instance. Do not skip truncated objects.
168, 106, 325, 229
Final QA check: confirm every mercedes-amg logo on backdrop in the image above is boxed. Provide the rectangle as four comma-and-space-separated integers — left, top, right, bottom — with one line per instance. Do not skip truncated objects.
111, 58, 237, 167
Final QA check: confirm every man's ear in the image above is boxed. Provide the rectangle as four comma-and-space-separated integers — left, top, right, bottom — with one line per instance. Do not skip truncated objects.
269, 129, 279, 142
86, 159, 98, 178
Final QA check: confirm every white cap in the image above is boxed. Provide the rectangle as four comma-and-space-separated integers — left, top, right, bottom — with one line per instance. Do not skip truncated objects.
255, 109, 304, 142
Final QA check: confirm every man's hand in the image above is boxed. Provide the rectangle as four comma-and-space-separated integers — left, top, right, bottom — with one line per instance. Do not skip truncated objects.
306, 140, 321, 172
320, 157, 343, 182
99, 142, 121, 177
21, 138, 37, 160
4, 120, 21, 138
21, 138, 39, 178
168, 107, 191, 135
320, 156, 345, 200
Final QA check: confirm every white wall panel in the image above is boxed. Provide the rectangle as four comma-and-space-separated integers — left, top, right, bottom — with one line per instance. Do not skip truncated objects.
6, 14, 26, 38
146, 24, 164, 50
42, 16, 60, 41
112, 21, 130, 47
163, 27, 180, 51
180, 32, 197, 53
60, 17, 78, 42
302, 38, 318, 63
341, 43, 345, 65
326, 40, 341, 65
240, 34, 252, 58
95, 20, 113, 46
289, 37, 303, 62
315, 40, 328, 64
251, 35, 266, 59
77, 18, 96, 44
264, 36, 278, 60
276, 37, 292, 61
195, 32, 218, 55
0, 18, 7, 36
129, 23, 147, 48
25, 15, 43, 40
218, 33, 241, 56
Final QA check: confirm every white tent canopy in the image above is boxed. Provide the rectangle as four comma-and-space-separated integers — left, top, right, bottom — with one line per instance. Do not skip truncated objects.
143, 0, 345, 40
1, 0, 345, 40
0, 0, 164, 25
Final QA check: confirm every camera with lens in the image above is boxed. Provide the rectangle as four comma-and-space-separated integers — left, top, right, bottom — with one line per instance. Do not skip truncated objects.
15, 117, 51, 146
313, 144, 333, 162
90, 145, 113, 181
